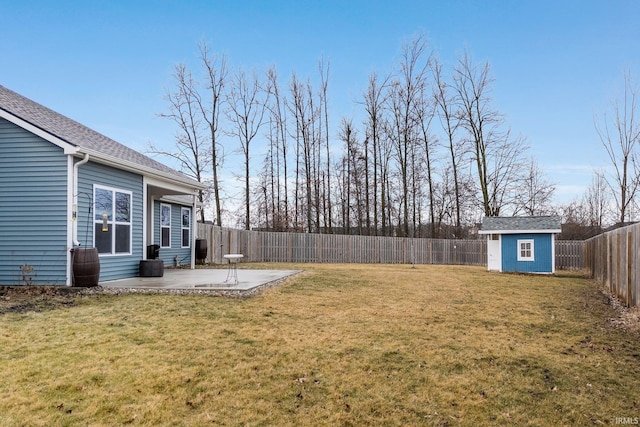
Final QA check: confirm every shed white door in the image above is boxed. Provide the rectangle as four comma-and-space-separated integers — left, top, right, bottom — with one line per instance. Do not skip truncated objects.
487, 236, 501, 271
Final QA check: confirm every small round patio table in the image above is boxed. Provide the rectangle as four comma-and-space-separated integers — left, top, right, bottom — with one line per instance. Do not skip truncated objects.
223, 254, 244, 285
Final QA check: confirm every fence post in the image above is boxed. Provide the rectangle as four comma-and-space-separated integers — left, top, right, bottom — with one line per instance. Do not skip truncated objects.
628, 232, 633, 307
210, 225, 215, 264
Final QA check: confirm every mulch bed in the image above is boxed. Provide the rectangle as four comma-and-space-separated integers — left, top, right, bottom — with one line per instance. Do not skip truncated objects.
0, 286, 88, 315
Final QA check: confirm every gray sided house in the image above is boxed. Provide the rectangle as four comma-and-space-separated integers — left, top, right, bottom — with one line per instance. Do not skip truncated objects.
0, 85, 206, 285
479, 216, 562, 274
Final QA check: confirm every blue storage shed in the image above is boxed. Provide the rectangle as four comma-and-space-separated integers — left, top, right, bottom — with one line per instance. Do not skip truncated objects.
0, 85, 207, 286
479, 216, 562, 274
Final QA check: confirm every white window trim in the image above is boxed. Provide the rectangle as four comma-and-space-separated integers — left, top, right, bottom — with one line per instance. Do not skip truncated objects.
517, 239, 535, 262
160, 203, 172, 248
181, 207, 191, 248
93, 184, 133, 256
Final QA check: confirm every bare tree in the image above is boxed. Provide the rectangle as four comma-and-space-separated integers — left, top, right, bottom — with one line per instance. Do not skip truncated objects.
387, 34, 430, 236
155, 64, 211, 222
338, 117, 364, 233
307, 79, 321, 232
431, 164, 460, 236
264, 66, 290, 230
226, 68, 266, 230
379, 132, 395, 236
558, 200, 590, 240
431, 57, 463, 231
289, 74, 315, 231
559, 175, 609, 240
198, 43, 228, 226
318, 58, 333, 233
583, 169, 610, 229
361, 72, 390, 235
414, 82, 438, 236
514, 158, 556, 216
454, 50, 528, 217
485, 130, 528, 216
255, 156, 271, 230
595, 70, 640, 224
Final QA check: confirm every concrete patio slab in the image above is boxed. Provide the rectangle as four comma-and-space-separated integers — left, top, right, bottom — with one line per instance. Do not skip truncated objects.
101, 268, 301, 291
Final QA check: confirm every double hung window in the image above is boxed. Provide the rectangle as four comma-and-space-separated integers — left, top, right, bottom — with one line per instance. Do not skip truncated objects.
181, 208, 191, 248
94, 186, 132, 255
160, 204, 171, 248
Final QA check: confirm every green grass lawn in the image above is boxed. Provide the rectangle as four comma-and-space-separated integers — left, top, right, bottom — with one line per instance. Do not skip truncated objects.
0, 264, 639, 426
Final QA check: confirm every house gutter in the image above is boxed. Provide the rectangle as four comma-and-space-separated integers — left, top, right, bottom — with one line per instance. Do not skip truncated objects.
72, 153, 90, 246
78, 147, 207, 191
478, 229, 562, 235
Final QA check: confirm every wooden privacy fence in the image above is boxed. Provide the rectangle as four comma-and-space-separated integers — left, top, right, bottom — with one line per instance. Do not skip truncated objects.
585, 223, 640, 307
197, 225, 485, 265
555, 240, 585, 271
197, 224, 585, 270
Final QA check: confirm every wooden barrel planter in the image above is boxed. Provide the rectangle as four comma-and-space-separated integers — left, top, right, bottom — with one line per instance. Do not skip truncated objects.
140, 260, 164, 277
71, 247, 100, 287
196, 238, 208, 262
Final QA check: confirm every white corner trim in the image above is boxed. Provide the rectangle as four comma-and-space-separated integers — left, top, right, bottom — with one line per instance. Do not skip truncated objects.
551, 234, 556, 273
191, 196, 197, 270
142, 177, 148, 260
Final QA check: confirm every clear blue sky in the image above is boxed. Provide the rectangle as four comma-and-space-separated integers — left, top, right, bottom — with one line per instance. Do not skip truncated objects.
2, 0, 639, 205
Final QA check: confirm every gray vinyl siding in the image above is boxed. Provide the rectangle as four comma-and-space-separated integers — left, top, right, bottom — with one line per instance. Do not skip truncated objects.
0, 118, 68, 285
153, 201, 192, 267
76, 161, 143, 281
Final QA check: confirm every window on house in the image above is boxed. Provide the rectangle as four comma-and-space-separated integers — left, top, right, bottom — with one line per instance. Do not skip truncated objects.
517, 239, 534, 261
181, 207, 191, 248
160, 204, 171, 248
94, 186, 132, 255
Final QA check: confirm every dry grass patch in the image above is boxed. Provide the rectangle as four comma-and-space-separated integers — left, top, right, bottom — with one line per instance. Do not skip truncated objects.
0, 264, 639, 426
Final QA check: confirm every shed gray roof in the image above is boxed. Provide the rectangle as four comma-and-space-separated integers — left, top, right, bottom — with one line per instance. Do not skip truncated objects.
479, 216, 562, 234
0, 85, 203, 188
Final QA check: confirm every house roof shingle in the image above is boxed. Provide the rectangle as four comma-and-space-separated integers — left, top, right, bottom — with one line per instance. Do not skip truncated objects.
0, 85, 202, 188
479, 216, 562, 234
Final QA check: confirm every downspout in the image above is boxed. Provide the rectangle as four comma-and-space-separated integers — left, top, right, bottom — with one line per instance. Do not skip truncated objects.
191, 192, 197, 269
72, 153, 90, 246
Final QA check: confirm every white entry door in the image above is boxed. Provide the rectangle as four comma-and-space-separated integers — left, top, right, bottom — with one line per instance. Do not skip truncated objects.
487, 236, 501, 271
